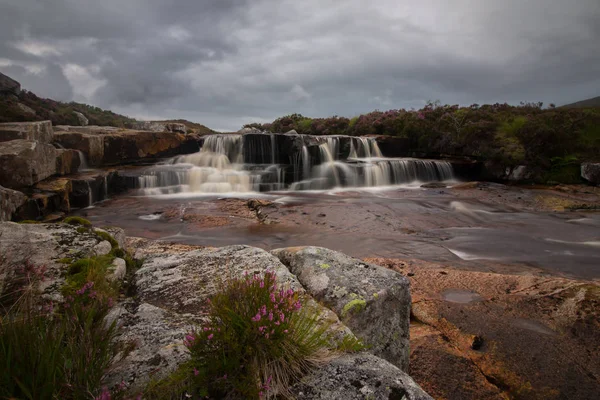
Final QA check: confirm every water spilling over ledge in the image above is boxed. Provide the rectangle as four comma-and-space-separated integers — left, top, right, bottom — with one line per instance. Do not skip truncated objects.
135, 133, 454, 194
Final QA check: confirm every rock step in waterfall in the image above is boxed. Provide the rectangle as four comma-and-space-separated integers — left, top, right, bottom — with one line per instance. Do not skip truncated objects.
136, 133, 455, 194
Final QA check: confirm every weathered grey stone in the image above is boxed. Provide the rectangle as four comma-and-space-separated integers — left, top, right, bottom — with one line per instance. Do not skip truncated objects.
581, 163, 600, 185
507, 165, 532, 181
291, 352, 433, 400
55, 148, 81, 175
0, 222, 114, 300
73, 111, 89, 126
107, 257, 126, 282
0, 139, 57, 188
93, 240, 112, 255
132, 121, 187, 134
0, 72, 20, 95
272, 246, 411, 371
96, 226, 127, 249
0, 185, 27, 221
107, 242, 352, 391
0, 121, 54, 143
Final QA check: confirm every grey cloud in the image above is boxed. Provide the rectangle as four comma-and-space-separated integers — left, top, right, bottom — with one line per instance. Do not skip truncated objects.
0, 0, 599, 131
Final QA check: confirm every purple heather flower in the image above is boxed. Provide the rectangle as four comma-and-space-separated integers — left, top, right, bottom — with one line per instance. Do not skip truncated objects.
207, 334, 214, 340
194, 368, 200, 376
252, 313, 261, 322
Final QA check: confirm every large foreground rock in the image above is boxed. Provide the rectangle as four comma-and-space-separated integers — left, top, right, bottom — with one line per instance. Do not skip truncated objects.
582, 163, 600, 185
291, 352, 432, 399
272, 246, 411, 371
0, 139, 57, 188
0, 185, 27, 221
108, 242, 351, 391
0, 222, 125, 300
0, 121, 54, 143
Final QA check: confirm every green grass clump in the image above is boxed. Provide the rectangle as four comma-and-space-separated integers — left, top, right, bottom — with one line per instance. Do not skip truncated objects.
0, 262, 117, 399
63, 255, 118, 299
63, 216, 92, 227
148, 271, 355, 399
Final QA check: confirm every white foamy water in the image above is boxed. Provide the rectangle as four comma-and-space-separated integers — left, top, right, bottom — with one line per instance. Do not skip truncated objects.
135, 133, 455, 195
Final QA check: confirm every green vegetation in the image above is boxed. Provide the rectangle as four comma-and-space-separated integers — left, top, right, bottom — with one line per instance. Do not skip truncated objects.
341, 299, 367, 318
245, 103, 600, 182
0, 262, 117, 399
148, 271, 360, 399
63, 216, 92, 227
0, 89, 136, 127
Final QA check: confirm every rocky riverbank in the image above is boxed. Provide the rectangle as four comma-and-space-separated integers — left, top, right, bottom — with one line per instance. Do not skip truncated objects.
0, 221, 432, 399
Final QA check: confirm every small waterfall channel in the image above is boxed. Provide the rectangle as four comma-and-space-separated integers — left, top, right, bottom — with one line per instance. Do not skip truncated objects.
135, 133, 454, 195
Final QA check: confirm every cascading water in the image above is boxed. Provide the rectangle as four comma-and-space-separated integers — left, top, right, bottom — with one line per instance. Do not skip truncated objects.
135, 133, 455, 194
77, 151, 91, 171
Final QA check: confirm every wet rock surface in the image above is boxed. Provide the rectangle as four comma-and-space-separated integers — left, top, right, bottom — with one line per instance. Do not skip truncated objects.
581, 162, 600, 185
273, 246, 411, 371
290, 352, 433, 400
367, 257, 600, 400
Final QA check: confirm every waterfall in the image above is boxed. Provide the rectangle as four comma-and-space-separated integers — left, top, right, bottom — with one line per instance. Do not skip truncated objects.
86, 181, 93, 207
77, 151, 90, 171
135, 133, 455, 194
103, 175, 109, 200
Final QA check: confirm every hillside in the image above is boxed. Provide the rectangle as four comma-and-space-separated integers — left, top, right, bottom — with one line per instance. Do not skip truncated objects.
561, 96, 600, 109
0, 72, 215, 134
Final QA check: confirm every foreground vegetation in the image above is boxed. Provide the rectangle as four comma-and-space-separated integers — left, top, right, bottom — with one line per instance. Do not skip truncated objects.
246, 102, 600, 182
146, 271, 361, 399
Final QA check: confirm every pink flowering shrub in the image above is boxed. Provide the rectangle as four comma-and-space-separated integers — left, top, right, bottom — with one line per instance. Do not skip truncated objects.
0, 261, 117, 400
180, 270, 339, 399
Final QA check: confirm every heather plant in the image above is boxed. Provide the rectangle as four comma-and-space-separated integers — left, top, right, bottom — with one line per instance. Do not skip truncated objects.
150, 270, 357, 399
0, 261, 117, 399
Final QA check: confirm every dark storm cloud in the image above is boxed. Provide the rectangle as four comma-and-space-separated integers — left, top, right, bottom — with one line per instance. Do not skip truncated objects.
0, 0, 599, 130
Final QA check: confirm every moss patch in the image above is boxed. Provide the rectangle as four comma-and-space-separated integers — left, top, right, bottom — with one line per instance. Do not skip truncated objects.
341, 299, 367, 318
63, 216, 92, 227
62, 255, 118, 298
95, 230, 118, 249
319, 263, 331, 270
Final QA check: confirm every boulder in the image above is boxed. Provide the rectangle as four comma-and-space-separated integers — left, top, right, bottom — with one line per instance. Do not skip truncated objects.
581, 163, 600, 185
73, 111, 89, 126
272, 247, 411, 371
0, 222, 124, 301
132, 121, 187, 134
55, 148, 81, 175
290, 352, 433, 400
107, 243, 351, 391
53, 131, 104, 166
17, 103, 36, 115
0, 72, 20, 95
0, 139, 57, 188
107, 257, 126, 282
506, 165, 532, 181
0, 121, 54, 143
0, 185, 27, 221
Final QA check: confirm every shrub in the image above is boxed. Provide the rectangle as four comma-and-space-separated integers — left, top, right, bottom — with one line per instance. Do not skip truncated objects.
0, 263, 117, 399
149, 271, 357, 399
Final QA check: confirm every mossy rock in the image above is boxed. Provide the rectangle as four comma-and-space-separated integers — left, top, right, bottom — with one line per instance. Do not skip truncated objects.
63, 216, 92, 227
341, 299, 367, 318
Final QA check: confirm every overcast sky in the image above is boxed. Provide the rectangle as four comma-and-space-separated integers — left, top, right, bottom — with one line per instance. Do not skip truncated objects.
1, 0, 599, 131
